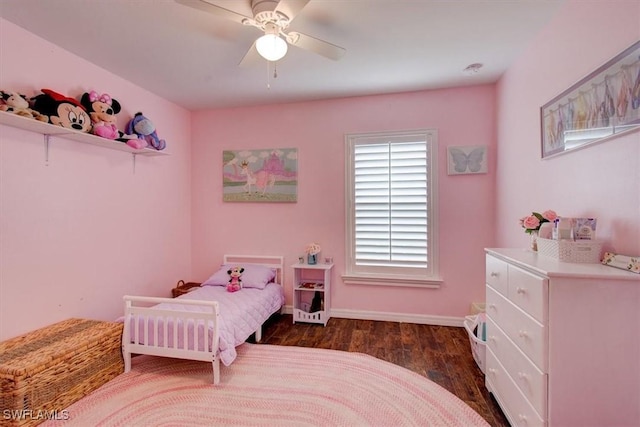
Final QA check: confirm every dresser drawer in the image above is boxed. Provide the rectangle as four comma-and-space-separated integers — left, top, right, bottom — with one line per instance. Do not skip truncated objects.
486, 255, 508, 296
486, 348, 545, 427
486, 316, 547, 417
508, 265, 548, 323
486, 286, 547, 371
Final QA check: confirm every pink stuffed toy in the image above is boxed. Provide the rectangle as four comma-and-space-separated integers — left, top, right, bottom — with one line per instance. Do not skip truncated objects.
80, 91, 147, 149
226, 266, 244, 293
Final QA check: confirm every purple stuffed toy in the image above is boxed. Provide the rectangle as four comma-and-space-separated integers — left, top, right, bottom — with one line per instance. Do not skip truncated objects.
125, 112, 166, 150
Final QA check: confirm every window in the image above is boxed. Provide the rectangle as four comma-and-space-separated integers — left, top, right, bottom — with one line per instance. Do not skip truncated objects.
344, 129, 440, 287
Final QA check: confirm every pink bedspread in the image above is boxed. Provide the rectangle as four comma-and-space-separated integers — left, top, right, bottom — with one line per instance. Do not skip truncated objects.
127, 283, 284, 366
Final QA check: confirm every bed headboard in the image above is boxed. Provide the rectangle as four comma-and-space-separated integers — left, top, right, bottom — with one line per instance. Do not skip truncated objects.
223, 255, 285, 286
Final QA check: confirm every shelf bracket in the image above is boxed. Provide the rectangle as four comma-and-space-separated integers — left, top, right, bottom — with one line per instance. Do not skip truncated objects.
43, 134, 50, 165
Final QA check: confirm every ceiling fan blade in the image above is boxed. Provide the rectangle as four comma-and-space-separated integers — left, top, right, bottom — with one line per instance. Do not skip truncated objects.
175, 0, 251, 25
274, 0, 310, 21
287, 31, 345, 61
238, 42, 263, 68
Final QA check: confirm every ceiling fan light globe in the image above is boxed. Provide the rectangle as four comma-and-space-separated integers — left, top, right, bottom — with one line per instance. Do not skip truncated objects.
256, 34, 288, 61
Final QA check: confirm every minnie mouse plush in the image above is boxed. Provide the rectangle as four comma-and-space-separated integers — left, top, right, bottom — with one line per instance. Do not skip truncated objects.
31, 88, 91, 132
226, 266, 244, 293
80, 91, 122, 140
80, 91, 147, 149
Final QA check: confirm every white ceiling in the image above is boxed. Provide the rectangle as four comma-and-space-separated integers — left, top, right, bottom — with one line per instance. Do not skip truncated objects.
0, 0, 565, 111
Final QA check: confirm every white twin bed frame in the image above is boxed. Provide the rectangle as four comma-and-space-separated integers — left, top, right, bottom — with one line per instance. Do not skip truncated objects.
122, 255, 284, 385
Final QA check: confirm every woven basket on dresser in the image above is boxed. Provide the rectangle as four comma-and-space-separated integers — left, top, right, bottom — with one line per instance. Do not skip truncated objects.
537, 237, 603, 263
0, 318, 124, 426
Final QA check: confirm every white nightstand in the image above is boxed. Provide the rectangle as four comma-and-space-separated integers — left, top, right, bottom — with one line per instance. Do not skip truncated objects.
291, 262, 334, 326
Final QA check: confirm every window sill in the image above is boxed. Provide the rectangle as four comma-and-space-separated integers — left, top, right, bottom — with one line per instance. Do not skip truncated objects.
341, 274, 443, 288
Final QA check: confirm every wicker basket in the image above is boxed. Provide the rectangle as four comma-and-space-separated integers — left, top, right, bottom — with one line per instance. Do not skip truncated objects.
463, 315, 486, 374
537, 237, 603, 263
171, 280, 202, 298
0, 319, 123, 426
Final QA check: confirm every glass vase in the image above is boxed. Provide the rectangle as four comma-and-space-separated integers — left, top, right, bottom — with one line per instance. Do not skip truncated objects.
307, 253, 317, 265
530, 231, 539, 252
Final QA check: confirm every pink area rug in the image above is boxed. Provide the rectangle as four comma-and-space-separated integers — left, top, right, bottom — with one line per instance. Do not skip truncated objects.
44, 344, 488, 426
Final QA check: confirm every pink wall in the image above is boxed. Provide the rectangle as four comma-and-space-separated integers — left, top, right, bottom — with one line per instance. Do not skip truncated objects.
4, 0, 637, 339
0, 20, 192, 340
191, 86, 497, 320
496, 0, 640, 254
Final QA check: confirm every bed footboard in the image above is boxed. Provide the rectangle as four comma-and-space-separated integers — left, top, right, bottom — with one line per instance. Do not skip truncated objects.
122, 295, 221, 385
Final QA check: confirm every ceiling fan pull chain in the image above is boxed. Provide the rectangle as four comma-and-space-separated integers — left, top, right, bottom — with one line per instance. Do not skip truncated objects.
267, 61, 271, 89
266, 61, 279, 90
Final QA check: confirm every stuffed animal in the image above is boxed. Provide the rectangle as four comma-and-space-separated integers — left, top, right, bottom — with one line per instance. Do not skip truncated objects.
226, 266, 244, 293
80, 91, 120, 139
31, 89, 92, 132
0, 90, 47, 122
125, 112, 166, 150
79, 91, 147, 149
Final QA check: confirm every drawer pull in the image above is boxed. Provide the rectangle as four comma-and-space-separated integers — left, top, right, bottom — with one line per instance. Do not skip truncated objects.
488, 335, 497, 342
488, 368, 497, 375
517, 372, 530, 382
518, 330, 529, 338
490, 272, 499, 277
488, 303, 497, 310
516, 287, 526, 294
518, 414, 528, 424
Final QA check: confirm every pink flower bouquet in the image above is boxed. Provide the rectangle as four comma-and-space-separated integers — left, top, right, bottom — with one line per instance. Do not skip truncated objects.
305, 243, 321, 255
519, 210, 557, 234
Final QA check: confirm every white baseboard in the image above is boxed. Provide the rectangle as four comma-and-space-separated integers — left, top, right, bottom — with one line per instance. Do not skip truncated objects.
281, 305, 464, 327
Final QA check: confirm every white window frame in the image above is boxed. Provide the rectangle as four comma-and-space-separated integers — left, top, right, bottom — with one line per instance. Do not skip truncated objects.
343, 129, 441, 288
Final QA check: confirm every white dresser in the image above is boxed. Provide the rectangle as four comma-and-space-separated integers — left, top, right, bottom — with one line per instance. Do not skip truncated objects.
485, 248, 640, 427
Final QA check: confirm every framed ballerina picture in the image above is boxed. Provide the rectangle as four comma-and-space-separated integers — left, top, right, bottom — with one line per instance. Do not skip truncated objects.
541, 40, 640, 159
223, 148, 298, 202
447, 145, 487, 175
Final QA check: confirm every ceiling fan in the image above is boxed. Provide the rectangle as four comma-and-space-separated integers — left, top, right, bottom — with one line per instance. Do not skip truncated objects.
175, 0, 346, 65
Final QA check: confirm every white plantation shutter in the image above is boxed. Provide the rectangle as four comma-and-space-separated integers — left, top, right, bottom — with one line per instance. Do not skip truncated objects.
345, 130, 439, 285
354, 142, 428, 266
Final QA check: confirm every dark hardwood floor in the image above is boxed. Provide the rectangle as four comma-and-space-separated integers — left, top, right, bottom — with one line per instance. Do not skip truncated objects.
259, 314, 509, 427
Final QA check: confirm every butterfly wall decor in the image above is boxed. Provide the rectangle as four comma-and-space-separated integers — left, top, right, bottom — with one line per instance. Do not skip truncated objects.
447, 145, 488, 175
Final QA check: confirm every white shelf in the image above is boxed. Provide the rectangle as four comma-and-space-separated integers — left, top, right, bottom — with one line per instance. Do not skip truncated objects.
291, 262, 334, 270
295, 282, 325, 291
0, 110, 169, 157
